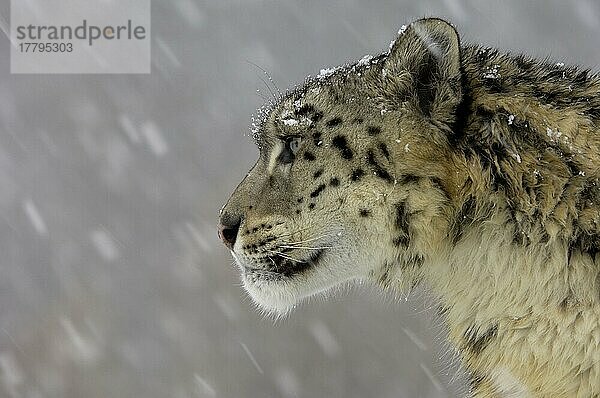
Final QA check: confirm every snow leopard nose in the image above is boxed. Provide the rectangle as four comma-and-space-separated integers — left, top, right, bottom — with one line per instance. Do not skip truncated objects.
218, 212, 241, 250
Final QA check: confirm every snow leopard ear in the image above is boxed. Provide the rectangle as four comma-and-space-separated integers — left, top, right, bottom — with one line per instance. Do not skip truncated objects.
383, 18, 462, 126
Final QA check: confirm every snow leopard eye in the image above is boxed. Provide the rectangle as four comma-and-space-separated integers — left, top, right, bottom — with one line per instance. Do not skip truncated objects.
288, 137, 302, 154
278, 137, 302, 164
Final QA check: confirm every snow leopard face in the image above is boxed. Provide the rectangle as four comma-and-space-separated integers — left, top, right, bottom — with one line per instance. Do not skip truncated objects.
219, 18, 462, 314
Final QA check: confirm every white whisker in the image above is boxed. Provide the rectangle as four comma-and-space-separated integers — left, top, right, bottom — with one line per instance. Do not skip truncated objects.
275, 225, 314, 239
279, 245, 334, 250
266, 249, 303, 263
284, 231, 339, 245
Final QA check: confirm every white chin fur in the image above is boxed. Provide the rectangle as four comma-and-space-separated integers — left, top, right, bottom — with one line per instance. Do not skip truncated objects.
242, 274, 301, 315
240, 265, 366, 316
234, 245, 378, 315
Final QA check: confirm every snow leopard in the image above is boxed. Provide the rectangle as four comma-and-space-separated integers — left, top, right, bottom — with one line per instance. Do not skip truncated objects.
218, 18, 600, 397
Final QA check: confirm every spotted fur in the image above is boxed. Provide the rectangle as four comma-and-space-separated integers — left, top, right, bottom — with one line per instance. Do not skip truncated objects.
220, 18, 600, 397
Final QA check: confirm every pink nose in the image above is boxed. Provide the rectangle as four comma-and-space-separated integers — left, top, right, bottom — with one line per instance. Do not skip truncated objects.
217, 214, 241, 249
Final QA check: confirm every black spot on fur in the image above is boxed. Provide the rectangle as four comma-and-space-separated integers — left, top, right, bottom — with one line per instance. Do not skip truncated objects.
515, 54, 535, 71
560, 291, 576, 310
377, 261, 394, 286
392, 236, 409, 248
429, 177, 451, 200
449, 78, 473, 145
308, 203, 315, 210
312, 132, 322, 146
583, 106, 600, 121
393, 202, 411, 249
570, 232, 600, 260
359, 209, 371, 217
310, 184, 326, 198
513, 230, 531, 246
303, 151, 316, 161
573, 70, 591, 86
399, 174, 420, 184
481, 76, 507, 94
366, 126, 381, 136
295, 209, 301, 215
437, 305, 450, 318
532, 86, 562, 104
474, 105, 495, 122
313, 168, 324, 179
310, 111, 324, 123
469, 372, 486, 392
546, 68, 567, 81
540, 231, 550, 244
475, 51, 488, 68
332, 135, 353, 160
326, 117, 343, 128
366, 149, 393, 182
329, 177, 340, 187
464, 113, 513, 192
351, 168, 364, 182
402, 253, 425, 271
378, 142, 390, 161
464, 324, 498, 355
297, 197, 303, 203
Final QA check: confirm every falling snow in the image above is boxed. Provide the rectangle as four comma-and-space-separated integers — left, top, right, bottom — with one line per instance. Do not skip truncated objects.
274, 368, 300, 398
420, 363, 444, 392
3, 1, 593, 398
308, 320, 341, 357
240, 342, 264, 374
90, 228, 120, 262
22, 198, 48, 236
194, 374, 216, 397
61, 317, 101, 363
0, 353, 23, 395
141, 121, 169, 157
402, 327, 428, 351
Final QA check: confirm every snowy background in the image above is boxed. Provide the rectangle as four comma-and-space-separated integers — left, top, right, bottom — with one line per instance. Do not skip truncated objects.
1, 1, 599, 397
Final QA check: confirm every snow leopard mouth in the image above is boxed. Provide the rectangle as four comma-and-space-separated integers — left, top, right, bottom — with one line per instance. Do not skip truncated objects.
243, 249, 325, 279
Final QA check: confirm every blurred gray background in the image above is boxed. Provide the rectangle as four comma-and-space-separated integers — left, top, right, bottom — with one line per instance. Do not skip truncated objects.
0, 1, 599, 397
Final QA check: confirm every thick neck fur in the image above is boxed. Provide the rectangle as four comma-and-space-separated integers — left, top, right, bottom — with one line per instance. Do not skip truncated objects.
381, 45, 600, 396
